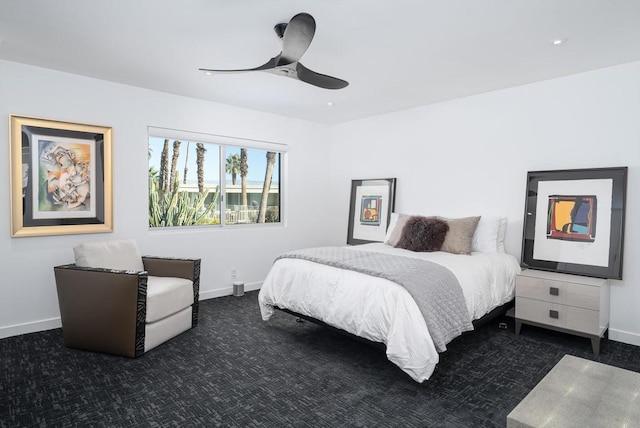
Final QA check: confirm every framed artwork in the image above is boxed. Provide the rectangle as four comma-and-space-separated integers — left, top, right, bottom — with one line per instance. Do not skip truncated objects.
347, 178, 396, 245
10, 115, 113, 237
521, 167, 627, 279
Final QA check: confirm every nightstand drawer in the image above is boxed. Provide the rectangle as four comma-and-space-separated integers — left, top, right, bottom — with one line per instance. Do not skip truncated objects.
516, 276, 600, 310
515, 297, 600, 335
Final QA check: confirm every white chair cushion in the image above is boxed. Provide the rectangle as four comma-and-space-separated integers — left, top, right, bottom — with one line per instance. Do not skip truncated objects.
74, 239, 144, 271
144, 307, 192, 352
146, 276, 194, 323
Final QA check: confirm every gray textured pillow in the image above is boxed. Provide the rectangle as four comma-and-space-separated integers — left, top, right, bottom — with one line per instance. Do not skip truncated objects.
440, 216, 481, 255
395, 216, 449, 252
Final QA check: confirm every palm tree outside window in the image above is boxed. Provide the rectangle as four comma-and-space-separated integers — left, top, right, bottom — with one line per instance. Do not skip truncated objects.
148, 134, 283, 228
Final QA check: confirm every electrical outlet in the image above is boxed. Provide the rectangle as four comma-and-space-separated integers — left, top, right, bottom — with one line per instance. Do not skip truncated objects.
231, 268, 237, 281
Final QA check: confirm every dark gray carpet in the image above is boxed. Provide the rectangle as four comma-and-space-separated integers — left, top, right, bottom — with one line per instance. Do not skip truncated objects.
1, 291, 639, 427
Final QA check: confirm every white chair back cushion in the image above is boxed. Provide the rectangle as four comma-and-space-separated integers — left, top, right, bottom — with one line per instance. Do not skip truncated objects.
74, 239, 145, 271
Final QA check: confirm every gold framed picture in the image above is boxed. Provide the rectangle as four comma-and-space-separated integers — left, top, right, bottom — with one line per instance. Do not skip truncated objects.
9, 115, 113, 237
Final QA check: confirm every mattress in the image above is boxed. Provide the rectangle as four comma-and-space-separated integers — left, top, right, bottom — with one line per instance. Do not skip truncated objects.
258, 243, 521, 382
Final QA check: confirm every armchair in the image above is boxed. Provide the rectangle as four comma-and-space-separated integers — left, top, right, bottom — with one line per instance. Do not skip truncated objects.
53, 239, 200, 357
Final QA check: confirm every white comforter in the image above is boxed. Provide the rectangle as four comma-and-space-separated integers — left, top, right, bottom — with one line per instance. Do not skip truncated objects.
258, 243, 521, 382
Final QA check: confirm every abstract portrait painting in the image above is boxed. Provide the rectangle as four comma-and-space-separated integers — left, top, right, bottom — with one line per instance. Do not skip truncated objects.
10, 115, 112, 237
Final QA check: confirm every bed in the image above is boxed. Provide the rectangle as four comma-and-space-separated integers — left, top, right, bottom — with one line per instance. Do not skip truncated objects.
258, 216, 521, 382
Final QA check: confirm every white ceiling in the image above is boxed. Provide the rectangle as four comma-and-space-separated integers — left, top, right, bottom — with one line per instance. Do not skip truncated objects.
1, 1, 639, 124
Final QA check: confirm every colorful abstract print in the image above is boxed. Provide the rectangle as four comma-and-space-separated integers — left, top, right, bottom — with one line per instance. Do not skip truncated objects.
38, 140, 92, 212
546, 195, 597, 242
360, 195, 381, 226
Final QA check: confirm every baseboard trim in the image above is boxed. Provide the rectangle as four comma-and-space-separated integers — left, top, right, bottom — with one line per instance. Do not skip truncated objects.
3, 291, 637, 350
0, 317, 61, 340
608, 328, 640, 347
199, 281, 262, 301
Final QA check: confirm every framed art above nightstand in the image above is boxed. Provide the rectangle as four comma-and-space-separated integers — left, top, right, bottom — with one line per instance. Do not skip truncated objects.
521, 167, 627, 280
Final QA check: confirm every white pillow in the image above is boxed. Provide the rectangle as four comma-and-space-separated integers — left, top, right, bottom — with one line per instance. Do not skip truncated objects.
384, 213, 400, 244
74, 239, 145, 271
384, 213, 412, 246
497, 217, 507, 253
472, 216, 507, 253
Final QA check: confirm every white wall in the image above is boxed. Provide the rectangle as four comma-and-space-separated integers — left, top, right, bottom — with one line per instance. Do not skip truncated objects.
0, 60, 335, 338
3, 58, 639, 347
328, 61, 640, 346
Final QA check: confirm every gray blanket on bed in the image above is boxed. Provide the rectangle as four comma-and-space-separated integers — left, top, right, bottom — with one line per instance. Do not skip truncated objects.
276, 247, 473, 352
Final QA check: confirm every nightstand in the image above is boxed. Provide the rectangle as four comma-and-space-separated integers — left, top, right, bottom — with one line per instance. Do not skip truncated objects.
515, 269, 610, 354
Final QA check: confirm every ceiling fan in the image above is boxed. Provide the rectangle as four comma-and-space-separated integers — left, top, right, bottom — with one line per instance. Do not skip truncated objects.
200, 12, 349, 90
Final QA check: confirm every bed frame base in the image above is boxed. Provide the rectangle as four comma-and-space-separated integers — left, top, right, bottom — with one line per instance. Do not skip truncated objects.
276, 299, 514, 350
472, 299, 514, 329
278, 307, 388, 349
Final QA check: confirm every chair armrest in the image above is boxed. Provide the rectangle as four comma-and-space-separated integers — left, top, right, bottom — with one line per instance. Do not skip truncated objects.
142, 256, 200, 281
53, 264, 147, 357
142, 257, 201, 327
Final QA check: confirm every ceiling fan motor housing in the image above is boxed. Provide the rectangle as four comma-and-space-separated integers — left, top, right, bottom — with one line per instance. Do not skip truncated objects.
274, 23, 287, 39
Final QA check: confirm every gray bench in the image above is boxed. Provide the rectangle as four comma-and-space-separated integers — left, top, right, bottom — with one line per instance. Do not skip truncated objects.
507, 355, 640, 427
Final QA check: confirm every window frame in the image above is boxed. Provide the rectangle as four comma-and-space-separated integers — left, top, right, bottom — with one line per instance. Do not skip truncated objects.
148, 126, 287, 230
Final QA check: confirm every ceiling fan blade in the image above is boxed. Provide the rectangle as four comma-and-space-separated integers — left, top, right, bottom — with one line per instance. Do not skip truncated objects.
200, 57, 277, 74
296, 63, 349, 90
278, 13, 316, 65
200, 13, 346, 90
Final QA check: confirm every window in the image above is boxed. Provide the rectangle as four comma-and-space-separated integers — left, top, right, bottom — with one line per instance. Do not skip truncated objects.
148, 128, 284, 228
224, 146, 280, 225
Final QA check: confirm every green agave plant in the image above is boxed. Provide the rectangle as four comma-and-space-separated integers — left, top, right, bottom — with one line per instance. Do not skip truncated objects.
149, 176, 220, 227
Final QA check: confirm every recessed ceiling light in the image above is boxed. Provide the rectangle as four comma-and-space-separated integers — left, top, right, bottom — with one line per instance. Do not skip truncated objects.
552, 38, 567, 46
204, 71, 213, 76
327, 101, 333, 106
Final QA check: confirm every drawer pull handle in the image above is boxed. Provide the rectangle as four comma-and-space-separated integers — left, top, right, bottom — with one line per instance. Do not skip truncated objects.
549, 287, 559, 296
549, 310, 559, 319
